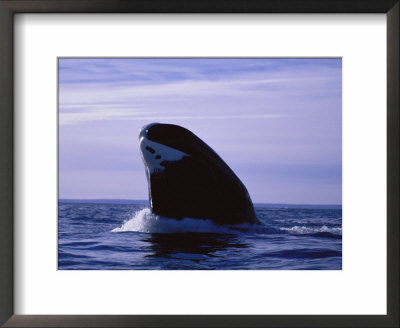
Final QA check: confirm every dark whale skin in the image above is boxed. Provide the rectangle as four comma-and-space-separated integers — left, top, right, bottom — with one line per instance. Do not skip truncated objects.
139, 123, 259, 225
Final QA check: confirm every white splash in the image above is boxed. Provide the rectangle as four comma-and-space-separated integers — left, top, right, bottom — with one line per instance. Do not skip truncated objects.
112, 208, 240, 234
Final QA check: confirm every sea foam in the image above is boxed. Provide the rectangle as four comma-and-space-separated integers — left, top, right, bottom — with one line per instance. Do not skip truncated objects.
111, 208, 244, 234
280, 225, 342, 235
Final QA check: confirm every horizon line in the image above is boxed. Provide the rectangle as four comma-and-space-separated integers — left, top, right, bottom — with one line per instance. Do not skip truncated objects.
58, 198, 342, 207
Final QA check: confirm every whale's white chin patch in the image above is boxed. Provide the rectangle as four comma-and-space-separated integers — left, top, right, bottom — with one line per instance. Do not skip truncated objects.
139, 137, 189, 174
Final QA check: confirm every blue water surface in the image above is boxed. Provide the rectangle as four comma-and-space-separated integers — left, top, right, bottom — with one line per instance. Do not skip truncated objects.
58, 201, 342, 270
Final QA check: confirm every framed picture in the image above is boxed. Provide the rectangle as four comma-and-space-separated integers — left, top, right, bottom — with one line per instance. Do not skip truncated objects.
0, 0, 398, 327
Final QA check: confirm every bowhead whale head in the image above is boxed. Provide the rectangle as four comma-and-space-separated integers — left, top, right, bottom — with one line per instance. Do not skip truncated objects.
139, 123, 191, 175
139, 123, 228, 175
139, 123, 258, 225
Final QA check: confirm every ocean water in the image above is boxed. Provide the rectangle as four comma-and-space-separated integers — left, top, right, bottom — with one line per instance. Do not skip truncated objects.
58, 201, 342, 270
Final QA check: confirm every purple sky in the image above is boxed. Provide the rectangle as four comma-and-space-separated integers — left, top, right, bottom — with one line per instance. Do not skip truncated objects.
58, 58, 342, 204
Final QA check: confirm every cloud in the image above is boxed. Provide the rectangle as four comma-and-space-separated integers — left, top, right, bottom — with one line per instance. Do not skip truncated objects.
58, 66, 338, 125
60, 111, 287, 125
59, 76, 289, 105
58, 68, 304, 125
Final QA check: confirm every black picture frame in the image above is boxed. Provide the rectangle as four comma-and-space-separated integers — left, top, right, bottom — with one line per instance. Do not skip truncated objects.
0, 1, 398, 327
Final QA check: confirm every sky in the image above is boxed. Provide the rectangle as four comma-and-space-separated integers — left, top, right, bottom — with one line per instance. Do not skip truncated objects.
58, 58, 342, 205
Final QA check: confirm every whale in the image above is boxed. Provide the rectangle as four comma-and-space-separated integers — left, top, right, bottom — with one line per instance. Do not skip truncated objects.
139, 123, 259, 225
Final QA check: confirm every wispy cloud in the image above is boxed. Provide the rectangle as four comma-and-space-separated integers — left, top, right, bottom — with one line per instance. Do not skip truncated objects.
58, 58, 341, 126
59, 76, 290, 106
60, 111, 287, 125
